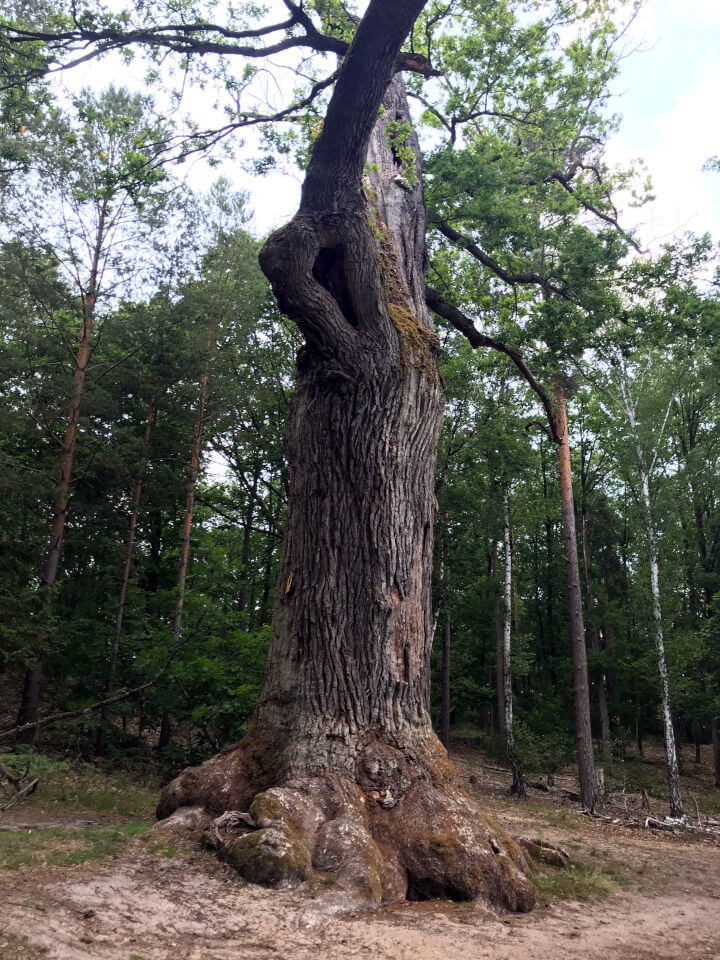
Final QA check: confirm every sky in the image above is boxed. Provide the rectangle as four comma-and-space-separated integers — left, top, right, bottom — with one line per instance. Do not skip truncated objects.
57, 0, 720, 245
605, 0, 720, 249
230, 0, 720, 246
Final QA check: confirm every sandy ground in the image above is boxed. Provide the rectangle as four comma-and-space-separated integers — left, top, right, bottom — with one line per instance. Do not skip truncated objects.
2, 790, 720, 960
2, 740, 720, 960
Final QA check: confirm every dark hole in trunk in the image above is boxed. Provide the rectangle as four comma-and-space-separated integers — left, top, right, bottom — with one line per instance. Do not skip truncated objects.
312, 245, 359, 328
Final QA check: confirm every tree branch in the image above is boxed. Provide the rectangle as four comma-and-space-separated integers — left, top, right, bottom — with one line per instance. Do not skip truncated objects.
425, 285, 561, 443
1, 14, 439, 86
0, 676, 160, 742
432, 219, 569, 299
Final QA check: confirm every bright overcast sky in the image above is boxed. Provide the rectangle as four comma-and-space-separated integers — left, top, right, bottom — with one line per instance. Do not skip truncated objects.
239, 0, 720, 247
605, 0, 720, 249
57, 0, 720, 247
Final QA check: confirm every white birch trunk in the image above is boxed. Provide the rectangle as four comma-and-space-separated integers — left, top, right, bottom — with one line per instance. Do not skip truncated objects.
502, 487, 513, 749
501, 486, 525, 796
618, 376, 684, 819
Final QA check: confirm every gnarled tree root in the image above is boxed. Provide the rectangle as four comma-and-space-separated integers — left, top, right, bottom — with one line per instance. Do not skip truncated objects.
157, 735, 536, 912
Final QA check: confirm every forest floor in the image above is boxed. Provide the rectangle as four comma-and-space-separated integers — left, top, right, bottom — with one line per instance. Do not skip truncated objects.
1, 739, 719, 960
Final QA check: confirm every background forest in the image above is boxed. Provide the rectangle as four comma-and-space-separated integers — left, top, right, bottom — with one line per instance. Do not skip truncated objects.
1, 0, 719, 817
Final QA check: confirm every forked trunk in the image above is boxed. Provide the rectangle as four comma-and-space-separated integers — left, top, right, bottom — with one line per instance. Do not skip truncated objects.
553, 379, 599, 812
157, 4, 534, 910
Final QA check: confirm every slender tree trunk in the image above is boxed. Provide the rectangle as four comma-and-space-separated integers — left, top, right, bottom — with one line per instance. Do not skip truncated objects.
491, 540, 506, 742
96, 401, 157, 754
115, 402, 157, 648
581, 513, 612, 766
16, 206, 107, 742
157, 21, 534, 910
541, 444, 555, 652
712, 718, 720, 788
172, 327, 212, 643
636, 707, 643, 757
157, 710, 172, 752
553, 378, 599, 811
158, 329, 212, 755
502, 487, 525, 798
618, 377, 683, 818
237, 470, 259, 616
440, 613, 451, 749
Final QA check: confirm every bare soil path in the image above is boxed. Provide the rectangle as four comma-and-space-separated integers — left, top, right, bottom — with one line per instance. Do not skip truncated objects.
2, 746, 719, 960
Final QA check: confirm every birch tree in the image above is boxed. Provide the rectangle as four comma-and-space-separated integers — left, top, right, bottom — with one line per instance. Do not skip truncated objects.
610, 355, 684, 818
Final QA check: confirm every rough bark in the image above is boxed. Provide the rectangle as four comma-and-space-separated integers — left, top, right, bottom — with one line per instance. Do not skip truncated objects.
156, 2, 534, 911
553, 379, 599, 812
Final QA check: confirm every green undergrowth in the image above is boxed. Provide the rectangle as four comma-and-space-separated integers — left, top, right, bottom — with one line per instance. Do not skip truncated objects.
532, 859, 628, 904
0, 751, 159, 819
606, 755, 720, 816
0, 820, 150, 870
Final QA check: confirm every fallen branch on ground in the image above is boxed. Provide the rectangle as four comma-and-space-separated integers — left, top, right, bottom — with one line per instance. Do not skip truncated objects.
0, 677, 159, 743
0, 778, 39, 811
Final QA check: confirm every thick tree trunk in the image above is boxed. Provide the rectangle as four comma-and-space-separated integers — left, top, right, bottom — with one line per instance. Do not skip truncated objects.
15, 660, 44, 743
16, 209, 106, 742
157, 710, 172, 752
553, 379, 599, 812
157, 6, 534, 910
541, 443, 555, 655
